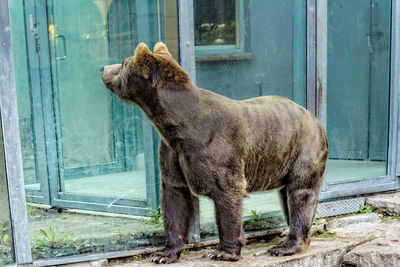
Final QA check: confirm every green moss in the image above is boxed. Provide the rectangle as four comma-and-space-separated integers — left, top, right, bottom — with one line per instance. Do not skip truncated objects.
380, 215, 400, 222
311, 229, 336, 238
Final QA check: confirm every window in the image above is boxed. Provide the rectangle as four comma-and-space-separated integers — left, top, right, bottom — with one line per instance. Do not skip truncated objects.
194, 0, 244, 54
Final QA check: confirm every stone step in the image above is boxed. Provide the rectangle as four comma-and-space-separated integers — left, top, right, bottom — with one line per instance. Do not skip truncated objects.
366, 192, 400, 216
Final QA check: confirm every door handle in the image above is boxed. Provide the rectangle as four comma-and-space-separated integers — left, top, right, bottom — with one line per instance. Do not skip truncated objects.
55, 34, 67, 60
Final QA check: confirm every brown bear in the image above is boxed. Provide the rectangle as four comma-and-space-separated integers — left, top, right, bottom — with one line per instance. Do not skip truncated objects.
101, 42, 328, 264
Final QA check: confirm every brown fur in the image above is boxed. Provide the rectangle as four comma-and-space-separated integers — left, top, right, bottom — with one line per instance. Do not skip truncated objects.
101, 42, 328, 264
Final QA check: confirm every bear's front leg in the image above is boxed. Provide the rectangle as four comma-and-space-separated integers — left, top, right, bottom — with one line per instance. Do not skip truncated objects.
149, 182, 194, 264
209, 193, 245, 261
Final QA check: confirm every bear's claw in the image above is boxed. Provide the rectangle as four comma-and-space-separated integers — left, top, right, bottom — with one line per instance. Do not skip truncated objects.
208, 250, 240, 261
148, 251, 178, 264
268, 242, 307, 257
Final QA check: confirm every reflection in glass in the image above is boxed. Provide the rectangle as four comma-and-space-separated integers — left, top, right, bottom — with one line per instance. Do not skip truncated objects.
48, 0, 147, 200
325, 0, 391, 183
194, 0, 237, 46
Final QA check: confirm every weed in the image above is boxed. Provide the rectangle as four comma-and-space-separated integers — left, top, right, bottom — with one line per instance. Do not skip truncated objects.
359, 204, 372, 213
314, 217, 327, 225
182, 249, 190, 255
34, 225, 74, 251
248, 210, 262, 224
147, 204, 163, 225
205, 246, 212, 250
0, 221, 9, 246
134, 254, 143, 261
26, 204, 37, 216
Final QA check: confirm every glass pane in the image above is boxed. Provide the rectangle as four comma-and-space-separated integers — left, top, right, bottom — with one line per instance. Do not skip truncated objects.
194, 0, 237, 46
196, 0, 305, 237
325, 0, 391, 183
10, 0, 179, 260
48, 0, 147, 199
0, 123, 15, 265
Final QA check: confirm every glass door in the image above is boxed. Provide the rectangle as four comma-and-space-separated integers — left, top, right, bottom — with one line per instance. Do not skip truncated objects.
17, 0, 171, 215
324, 0, 391, 184
48, 0, 127, 185
46, 0, 162, 213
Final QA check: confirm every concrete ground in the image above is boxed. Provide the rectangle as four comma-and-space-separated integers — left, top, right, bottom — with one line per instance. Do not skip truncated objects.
63, 191, 400, 267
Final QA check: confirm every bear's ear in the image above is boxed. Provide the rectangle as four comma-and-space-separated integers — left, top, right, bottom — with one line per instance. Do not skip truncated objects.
153, 42, 172, 57
133, 43, 156, 79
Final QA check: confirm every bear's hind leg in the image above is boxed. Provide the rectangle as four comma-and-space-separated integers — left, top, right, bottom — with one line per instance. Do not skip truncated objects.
149, 182, 194, 264
209, 194, 246, 261
269, 168, 323, 256
269, 188, 318, 256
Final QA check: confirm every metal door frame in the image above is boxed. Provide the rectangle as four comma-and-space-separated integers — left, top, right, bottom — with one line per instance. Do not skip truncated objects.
315, 0, 400, 200
21, 0, 52, 205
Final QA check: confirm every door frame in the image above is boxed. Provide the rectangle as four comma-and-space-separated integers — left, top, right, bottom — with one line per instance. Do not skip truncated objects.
22, 0, 52, 205
314, 0, 400, 200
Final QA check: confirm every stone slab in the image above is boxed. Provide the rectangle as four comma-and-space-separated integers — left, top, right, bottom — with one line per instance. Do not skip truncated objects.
366, 192, 400, 216
343, 237, 400, 267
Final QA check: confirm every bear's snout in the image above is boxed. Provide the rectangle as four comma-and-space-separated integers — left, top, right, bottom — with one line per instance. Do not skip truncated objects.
102, 64, 122, 76
101, 64, 122, 88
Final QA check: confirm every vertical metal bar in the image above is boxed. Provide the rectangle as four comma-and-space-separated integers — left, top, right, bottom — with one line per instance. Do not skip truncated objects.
0, 0, 33, 264
177, 0, 200, 243
293, 0, 307, 107
316, 0, 327, 129
136, 1, 160, 209
307, 0, 316, 116
390, 0, 400, 178
178, 0, 196, 83
316, 0, 328, 192
157, 0, 162, 42
34, 0, 61, 206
